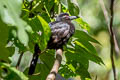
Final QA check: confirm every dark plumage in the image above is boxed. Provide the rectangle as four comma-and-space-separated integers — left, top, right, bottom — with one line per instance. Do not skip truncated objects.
47, 13, 78, 49
28, 13, 78, 75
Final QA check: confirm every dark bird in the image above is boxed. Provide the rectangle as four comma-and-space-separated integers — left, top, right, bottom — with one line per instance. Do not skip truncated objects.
28, 13, 78, 75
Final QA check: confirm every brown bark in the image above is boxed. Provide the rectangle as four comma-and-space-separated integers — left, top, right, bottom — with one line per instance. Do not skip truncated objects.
46, 49, 63, 80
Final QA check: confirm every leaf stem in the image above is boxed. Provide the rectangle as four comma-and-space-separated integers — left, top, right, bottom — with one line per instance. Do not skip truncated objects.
58, 1, 61, 14
31, 0, 41, 11
44, 5, 52, 21
16, 52, 24, 69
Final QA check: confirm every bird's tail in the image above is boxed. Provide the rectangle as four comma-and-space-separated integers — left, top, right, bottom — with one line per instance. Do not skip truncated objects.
28, 44, 41, 75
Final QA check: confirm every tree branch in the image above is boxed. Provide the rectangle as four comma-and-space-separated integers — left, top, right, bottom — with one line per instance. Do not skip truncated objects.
99, 0, 110, 26
109, 0, 117, 80
99, 0, 117, 80
99, 0, 120, 57
46, 49, 63, 80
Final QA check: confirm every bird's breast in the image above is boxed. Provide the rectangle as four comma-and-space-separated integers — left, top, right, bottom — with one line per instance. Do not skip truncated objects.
47, 21, 75, 49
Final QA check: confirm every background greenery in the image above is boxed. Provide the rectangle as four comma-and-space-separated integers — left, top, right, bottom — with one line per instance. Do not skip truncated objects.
0, 0, 120, 80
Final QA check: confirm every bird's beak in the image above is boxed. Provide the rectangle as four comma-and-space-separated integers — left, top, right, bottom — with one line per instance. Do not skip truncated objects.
69, 16, 79, 20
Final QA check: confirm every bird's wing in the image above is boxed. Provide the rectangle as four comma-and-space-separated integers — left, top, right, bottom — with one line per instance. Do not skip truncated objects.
49, 22, 70, 43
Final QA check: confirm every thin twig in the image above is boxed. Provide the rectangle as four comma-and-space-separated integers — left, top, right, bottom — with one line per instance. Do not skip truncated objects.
109, 0, 117, 80
99, 0, 120, 57
29, 0, 34, 10
16, 52, 24, 69
46, 49, 63, 80
95, 75, 97, 80
99, 0, 110, 26
44, 5, 52, 21
99, 0, 117, 80
58, 0, 61, 14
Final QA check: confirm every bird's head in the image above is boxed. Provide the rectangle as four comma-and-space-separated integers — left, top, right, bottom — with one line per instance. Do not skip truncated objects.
56, 13, 78, 21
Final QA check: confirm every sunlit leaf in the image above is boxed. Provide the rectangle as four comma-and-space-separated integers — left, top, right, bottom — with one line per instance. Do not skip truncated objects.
0, 0, 32, 46
74, 30, 100, 44
75, 18, 90, 31
67, 0, 79, 16
27, 16, 51, 50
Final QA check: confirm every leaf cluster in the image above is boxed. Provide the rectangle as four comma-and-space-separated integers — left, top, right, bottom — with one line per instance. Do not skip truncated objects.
0, 0, 104, 80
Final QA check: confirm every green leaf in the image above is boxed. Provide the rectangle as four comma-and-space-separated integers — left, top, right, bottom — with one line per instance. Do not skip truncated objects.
0, 0, 22, 25
64, 48, 91, 79
64, 44, 103, 79
61, 0, 79, 16
61, 30, 103, 79
59, 64, 77, 78
74, 30, 100, 44
66, 48, 89, 69
73, 30, 101, 56
76, 63, 91, 79
10, 49, 33, 72
44, 0, 55, 13
0, 0, 32, 46
75, 44, 103, 65
75, 18, 90, 31
61, 0, 68, 8
75, 40, 97, 55
24, 50, 55, 80
67, 0, 79, 16
18, 27, 29, 46
0, 19, 14, 62
37, 16, 51, 43
0, 63, 28, 80
27, 16, 51, 50
33, 51, 54, 80
73, 30, 103, 64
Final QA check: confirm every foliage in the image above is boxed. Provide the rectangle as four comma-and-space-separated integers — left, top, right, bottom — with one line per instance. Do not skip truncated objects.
0, 63, 28, 80
0, 0, 104, 80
